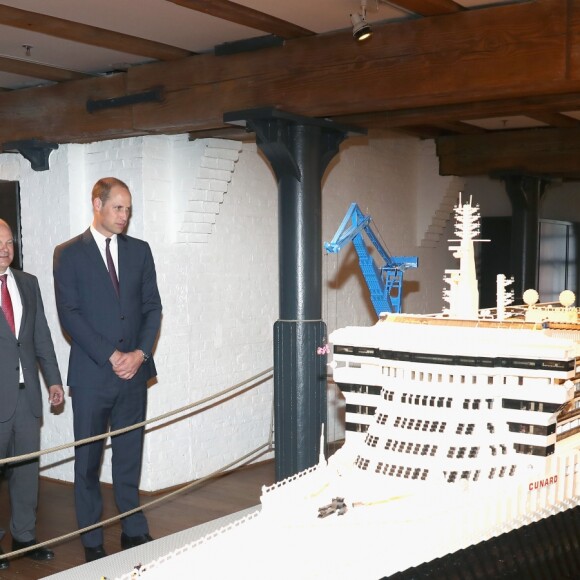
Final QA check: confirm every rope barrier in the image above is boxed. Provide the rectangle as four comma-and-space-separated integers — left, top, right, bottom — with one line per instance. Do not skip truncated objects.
3, 441, 274, 559
0, 367, 275, 560
0, 366, 273, 466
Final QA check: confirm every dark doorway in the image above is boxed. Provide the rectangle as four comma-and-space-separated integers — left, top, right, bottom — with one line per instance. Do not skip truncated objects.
479, 217, 580, 308
0, 180, 23, 270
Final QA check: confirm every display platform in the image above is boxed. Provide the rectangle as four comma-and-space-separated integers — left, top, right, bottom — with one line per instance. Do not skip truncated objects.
41, 506, 258, 580
41, 502, 580, 579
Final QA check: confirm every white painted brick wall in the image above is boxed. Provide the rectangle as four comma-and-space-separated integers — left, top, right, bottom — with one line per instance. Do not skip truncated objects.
5, 132, 580, 493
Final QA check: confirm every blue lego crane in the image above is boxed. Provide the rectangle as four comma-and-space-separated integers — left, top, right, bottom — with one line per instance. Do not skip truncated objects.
324, 203, 418, 316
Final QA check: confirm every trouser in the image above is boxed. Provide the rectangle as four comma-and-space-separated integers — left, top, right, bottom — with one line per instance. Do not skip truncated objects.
72, 375, 148, 548
0, 387, 41, 543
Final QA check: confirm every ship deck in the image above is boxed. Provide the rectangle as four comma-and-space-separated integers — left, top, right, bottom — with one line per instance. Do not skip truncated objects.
382, 313, 580, 332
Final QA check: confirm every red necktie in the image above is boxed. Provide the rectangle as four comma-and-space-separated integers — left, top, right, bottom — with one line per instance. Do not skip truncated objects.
106, 238, 120, 297
0, 273, 15, 334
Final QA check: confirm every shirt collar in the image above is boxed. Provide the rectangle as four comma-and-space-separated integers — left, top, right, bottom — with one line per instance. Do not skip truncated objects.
90, 225, 117, 247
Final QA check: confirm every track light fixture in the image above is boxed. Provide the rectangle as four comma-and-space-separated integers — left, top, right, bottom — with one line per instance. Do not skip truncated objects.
351, 0, 372, 42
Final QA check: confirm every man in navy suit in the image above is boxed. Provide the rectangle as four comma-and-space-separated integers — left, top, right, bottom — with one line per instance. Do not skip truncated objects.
0, 219, 63, 569
53, 178, 162, 562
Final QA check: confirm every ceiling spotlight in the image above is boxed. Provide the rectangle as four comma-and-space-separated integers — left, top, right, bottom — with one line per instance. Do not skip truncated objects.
351, 1, 372, 42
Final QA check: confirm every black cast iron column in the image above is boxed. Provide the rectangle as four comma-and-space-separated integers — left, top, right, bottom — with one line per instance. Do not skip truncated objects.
224, 108, 362, 480
500, 173, 549, 303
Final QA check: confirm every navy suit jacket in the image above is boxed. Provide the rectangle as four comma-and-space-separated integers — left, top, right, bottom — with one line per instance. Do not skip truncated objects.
53, 229, 162, 389
0, 269, 62, 422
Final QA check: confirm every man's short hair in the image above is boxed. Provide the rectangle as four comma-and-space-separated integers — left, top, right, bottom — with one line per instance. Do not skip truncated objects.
91, 177, 130, 204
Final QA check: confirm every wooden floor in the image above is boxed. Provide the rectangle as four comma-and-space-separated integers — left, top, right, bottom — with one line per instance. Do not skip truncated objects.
0, 461, 275, 580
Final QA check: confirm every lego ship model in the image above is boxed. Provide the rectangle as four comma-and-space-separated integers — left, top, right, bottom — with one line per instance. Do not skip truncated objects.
119, 198, 580, 579
331, 197, 580, 498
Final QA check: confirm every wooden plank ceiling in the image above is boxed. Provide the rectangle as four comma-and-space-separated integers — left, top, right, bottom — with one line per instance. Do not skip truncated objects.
1, 0, 580, 178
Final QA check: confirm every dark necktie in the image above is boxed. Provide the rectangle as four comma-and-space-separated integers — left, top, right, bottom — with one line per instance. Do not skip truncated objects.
0, 273, 15, 334
105, 238, 120, 297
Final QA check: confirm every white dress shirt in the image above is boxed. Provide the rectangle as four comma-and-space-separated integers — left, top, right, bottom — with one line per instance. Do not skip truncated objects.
90, 226, 119, 275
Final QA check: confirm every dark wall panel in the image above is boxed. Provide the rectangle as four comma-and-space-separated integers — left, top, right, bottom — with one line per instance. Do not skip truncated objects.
0, 180, 22, 270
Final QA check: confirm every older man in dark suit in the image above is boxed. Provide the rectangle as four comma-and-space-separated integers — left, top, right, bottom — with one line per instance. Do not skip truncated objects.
0, 219, 63, 570
53, 177, 162, 562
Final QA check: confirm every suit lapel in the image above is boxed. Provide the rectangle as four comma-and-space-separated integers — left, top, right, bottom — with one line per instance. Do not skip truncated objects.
117, 234, 129, 301
12, 271, 27, 339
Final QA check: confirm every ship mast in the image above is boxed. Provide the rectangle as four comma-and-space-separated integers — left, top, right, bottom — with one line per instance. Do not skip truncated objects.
442, 196, 481, 320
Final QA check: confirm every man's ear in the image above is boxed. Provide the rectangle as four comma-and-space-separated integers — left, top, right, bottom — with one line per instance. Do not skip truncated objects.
93, 198, 102, 211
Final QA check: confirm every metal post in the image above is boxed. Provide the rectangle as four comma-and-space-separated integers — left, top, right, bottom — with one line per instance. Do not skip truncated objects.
224, 108, 363, 480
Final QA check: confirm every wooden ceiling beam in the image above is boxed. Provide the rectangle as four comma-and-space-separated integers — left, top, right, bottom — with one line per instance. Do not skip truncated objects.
386, 0, 464, 16
0, 74, 143, 144
0, 56, 91, 83
525, 111, 580, 127
125, 0, 569, 132
425, 120, 486, 135
330, 112, 486, 136
188, 126, 254, 141
333, 90, 580, 131
0, 4, 192, 61
0, 0, 572, 145
436, 127, 580, 176
166, 0, 314, 39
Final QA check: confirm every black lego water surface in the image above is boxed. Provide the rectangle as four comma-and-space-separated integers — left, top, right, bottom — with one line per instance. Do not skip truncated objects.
384, 504, 580, 579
